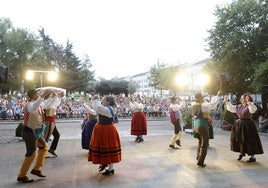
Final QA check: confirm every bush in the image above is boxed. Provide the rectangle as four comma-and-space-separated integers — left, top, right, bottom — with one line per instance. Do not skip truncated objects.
223, 109, 236, 124
182, 109, 193, 129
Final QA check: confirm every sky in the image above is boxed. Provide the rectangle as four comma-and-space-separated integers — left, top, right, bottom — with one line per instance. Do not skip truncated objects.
0, 0, 232, 79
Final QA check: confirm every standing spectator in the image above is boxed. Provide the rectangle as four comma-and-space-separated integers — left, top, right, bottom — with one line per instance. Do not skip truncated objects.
192, 91, 222, 167
224, 94, 264, 162
169, 96, 183, 149
17, 89, 53, 183
129, 97, 147, 142
88, 95, 121, 176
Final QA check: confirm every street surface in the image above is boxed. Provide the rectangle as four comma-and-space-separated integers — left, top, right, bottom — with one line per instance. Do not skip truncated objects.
0, 118, 268, 188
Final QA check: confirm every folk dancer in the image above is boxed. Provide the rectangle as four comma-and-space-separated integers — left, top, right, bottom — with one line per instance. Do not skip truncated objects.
17, 89, 53, 183
88, 95, 121, 176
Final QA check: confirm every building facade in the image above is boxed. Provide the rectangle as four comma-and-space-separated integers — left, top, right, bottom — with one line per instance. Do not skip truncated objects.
124, 58, 211, 98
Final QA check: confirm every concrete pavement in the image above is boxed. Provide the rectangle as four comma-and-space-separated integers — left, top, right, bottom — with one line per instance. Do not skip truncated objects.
0, 119, 268, 188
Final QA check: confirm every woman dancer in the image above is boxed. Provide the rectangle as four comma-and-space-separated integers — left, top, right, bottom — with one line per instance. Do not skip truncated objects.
88, 95, 121, 175
224, 94, 263, 162
129, 97, 147, 142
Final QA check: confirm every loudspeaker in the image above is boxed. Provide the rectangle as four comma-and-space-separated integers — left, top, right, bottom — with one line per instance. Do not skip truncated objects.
0, 66, 9, 83
261, 85, 268, 113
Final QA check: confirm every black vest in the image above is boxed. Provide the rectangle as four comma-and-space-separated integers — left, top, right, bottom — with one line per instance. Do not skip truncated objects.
98, 114, 113, 125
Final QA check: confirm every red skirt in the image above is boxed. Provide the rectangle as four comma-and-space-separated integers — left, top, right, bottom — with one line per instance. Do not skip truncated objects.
88, 123, 121, 165
131, 112, 147, 135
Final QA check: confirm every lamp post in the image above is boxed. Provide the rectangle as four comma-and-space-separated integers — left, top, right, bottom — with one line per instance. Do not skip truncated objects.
25, 70, 58, 88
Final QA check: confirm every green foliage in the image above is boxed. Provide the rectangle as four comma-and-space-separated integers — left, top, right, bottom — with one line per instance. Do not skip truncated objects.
206, 0, 268, 96
251, 61, 268, 92
0, 20, 95, 94
127, 81, 138, 95
223, 109, 236, 125
0, 18, 41, 92
149, 60, 184, 96
182, 109, 193, 127
95, 79, 130, 96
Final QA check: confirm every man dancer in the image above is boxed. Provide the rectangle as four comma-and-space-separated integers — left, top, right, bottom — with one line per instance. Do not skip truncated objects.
43, 91, 64, 157
17, 89, 53, 183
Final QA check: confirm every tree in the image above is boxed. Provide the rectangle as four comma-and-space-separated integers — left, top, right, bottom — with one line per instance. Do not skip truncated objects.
78, 55, 96, 93
39, 29, 95, 92
149, 61, 170, 98
206, 0, 268, 96
95, 79, 129, 96
127, 80, 138, 95
149, 60, 185, 97
0, 18, 41, 93
251, 61, 268, 91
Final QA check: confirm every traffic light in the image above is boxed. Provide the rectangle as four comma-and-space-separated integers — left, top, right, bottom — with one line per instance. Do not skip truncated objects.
261, 85, 268, 113
0, 66, 9, 83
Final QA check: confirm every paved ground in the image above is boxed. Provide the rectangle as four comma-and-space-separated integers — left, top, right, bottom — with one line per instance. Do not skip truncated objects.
0, 119, 268, 188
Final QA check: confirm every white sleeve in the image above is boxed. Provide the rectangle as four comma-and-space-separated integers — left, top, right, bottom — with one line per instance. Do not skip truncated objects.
92, 99, 112, 118
27, 97, 44, 113
172, 104, 182, 112
225, 102, 237, 113
247, 102, 257, 114
201, 96, 220, 112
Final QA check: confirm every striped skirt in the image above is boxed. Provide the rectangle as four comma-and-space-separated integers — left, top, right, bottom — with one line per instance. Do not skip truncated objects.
88, 123, 121, 165
131, 112, 147, 135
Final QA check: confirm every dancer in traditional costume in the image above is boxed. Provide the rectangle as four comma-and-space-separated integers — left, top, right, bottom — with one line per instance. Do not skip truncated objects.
224, 94, 263, 162
88, 95, 121, 176
81, 103, 97, 150
129, 97, 147, 142
169, 96, 183, 149
192, 91, 222, 167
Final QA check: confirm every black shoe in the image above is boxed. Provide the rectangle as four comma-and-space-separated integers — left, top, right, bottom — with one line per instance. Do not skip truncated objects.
237, 154, 245, 161
176, 140, 181, 146
197, 163, 206, 168
135, 137, 139, 142
137, 138, 144, 142
247, 157, 256, 163
30, 169, 46, 177
102, 169, 115, 176
98, 164, 108, 172
17, 176, 34, 183
48, 149, 58, 157
169, 144, 178, 149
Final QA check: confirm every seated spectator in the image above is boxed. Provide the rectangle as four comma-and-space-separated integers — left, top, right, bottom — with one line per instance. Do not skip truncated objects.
0, 106, 7, 120
14, 107, 21, 121
259, 111, 268, 133
7, 108, 13, 120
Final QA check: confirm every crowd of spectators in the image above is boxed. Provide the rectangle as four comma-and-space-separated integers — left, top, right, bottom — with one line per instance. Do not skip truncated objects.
0, 94, 177, 121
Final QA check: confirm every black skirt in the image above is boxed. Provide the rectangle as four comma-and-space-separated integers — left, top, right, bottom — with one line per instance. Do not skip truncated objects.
230, 118, 263, 155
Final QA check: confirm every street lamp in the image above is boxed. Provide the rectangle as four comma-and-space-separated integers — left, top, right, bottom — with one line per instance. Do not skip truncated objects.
25, 70, 58, 87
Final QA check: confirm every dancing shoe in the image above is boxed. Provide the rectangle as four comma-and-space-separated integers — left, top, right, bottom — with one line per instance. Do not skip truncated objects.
48, 149, 58, 157
237, 154, 245, 161
17, 176, 34, 183
247, 157, 256, 163
176, 140, 181, 146
137, 138, 144, 142
197, 163, 206, 168
98, 164, 108, 172
102, 169, 115, 176
30, 169, 46, 177
169, 144, 178, 149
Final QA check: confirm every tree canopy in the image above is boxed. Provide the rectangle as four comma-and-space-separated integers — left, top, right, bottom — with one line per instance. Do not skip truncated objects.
206, 0, 268, 96
0, 18, 95, 94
